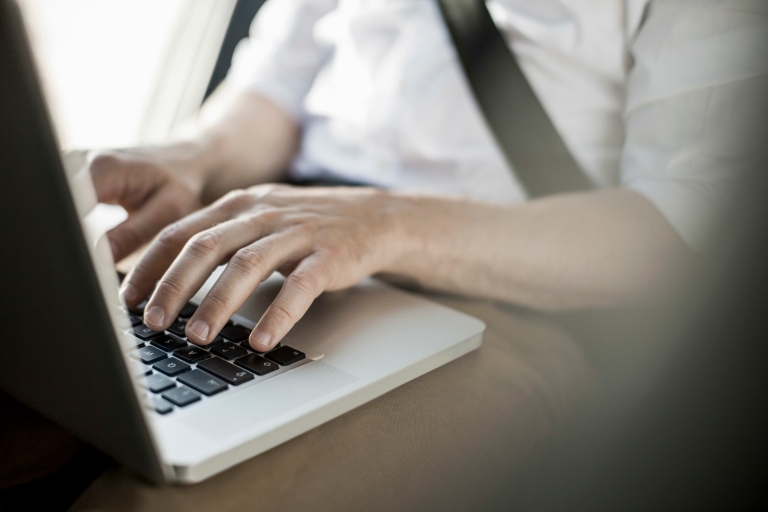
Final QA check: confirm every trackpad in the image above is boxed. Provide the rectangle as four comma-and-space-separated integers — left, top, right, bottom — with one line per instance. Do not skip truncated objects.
186, 362, 358, 438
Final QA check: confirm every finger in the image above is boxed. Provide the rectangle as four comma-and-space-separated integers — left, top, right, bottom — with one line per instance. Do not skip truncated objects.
89, 153, 128, 204
107, 189, 183, 263
249, 253, 332, 351
89, 152, 154, 207
121, 189, 259, 305
120, 203, 233, 306
185, 230, 314, 344
142, 216, 279, 333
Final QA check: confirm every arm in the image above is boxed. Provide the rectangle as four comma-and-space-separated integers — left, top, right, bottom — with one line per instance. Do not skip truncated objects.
91, 0, 337, 262
188, 86, 300, 201
88, 89, 299, 262
122, 0, 762, 350
382, 188, 697, 310
122, 183, 695, 352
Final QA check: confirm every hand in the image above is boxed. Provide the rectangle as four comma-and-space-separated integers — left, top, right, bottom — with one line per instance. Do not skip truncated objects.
87, 143, 209, 262
121, 185, 403, 351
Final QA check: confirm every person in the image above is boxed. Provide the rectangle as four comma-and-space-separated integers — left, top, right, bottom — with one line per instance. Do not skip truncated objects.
60, 0, 766, 509
95, 0, 768, 354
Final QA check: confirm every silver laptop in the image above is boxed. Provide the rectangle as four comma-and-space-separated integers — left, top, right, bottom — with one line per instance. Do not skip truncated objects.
0, 0, 485, 483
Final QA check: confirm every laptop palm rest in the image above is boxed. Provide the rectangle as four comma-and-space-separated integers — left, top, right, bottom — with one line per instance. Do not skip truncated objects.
184, 361, 357, 438
154, 267, 484, 481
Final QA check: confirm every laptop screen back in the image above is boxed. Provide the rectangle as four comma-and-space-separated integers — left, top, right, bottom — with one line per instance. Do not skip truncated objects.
0, 0, 164, 482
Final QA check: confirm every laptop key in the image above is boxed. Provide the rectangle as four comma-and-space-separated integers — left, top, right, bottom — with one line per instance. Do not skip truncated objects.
147, 396, 173, 415
235, 354, 279, 376
177, 370, 228, 396
121, 334, 145, 350
128, 361, 152, 377
165, 331, 188, 344
198, 357, 254, 385
132, 324, 164, 340
241, 341, 281, 353
167, 329, 222, 347
140, 373, 176, 393
150, 334, 187, 352
153, 357, 191, 377
220, 324, 251, 342
265, 345, 306, 366
174, 345, 211, 363
162, 386, 201, 407
178, 302, 198, 319
167, 319, 187, 337
129, 314, 143, 326
209, 341, 247, 360
129, 346, 167, 365
129, 299, 149, 316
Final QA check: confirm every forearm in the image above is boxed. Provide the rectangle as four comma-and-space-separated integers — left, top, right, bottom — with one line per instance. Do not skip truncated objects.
119, 183, 698, 350
383, 188, 698, 310
175, 86, 301, 203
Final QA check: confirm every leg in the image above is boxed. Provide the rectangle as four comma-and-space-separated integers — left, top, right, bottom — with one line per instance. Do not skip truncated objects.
70, 296, 595, 512
0, 391, 80, 489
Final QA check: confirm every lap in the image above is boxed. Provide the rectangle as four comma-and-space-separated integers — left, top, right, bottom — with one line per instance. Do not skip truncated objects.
0, 392, 80, 489
70, 295, 595, 512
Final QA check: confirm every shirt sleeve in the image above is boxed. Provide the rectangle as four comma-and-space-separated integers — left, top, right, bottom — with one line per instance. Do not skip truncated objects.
621, 0, 768, 252
226, 0, 339, 120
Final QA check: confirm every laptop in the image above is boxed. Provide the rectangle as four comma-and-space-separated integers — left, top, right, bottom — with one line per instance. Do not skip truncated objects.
0, 0, 485, 483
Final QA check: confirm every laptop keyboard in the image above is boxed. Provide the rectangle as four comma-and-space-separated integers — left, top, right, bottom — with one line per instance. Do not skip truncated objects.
125, 299, 307, 415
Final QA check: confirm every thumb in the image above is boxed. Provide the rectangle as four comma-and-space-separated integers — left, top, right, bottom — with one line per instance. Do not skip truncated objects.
107, 189, 182, 263
88, 151, 158, 209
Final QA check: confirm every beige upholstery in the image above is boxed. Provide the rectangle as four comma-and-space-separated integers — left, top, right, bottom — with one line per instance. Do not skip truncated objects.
70, 294, 595, 512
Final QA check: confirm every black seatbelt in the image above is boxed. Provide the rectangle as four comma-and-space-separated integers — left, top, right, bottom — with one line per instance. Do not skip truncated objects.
436, 0, 592, 197
204, 0, 268, 101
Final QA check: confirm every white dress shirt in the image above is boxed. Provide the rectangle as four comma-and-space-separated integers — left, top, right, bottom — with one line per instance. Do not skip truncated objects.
228, 0, 768, 251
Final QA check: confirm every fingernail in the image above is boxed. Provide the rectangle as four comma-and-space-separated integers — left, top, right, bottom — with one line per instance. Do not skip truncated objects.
189, 320, 210, 342
121, 284, 137, 302
144, 306, 165, 327
252, 331, 271, 351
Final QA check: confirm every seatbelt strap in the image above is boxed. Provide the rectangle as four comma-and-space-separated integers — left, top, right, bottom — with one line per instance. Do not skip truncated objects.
435, 0, 592, 197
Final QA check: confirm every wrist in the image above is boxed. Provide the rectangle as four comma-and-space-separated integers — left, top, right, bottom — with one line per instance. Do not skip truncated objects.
159, 133, 220, 197
375, 192, 431, 276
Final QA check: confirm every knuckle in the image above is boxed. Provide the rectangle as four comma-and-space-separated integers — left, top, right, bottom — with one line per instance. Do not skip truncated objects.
263, 183, 287, 196
155, 274, 185, 300
269, 301, 296, 324
290, 224, 317, 248
288, 270, 319, 296
186, 230, 221, 257
201, 291, 229, 315
157, 223, 186, 248
230, 246, 268, 274
254, 208, 281, 225
315, 246, 339, 269
89, 152, 121, 172
293, 223, 315, 240
249, 183, 289, 204
254, 183, 280, 195
220, 190, 251, 211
